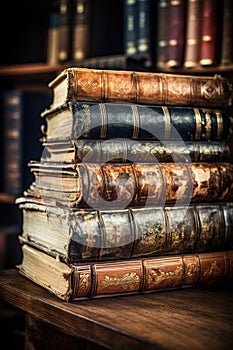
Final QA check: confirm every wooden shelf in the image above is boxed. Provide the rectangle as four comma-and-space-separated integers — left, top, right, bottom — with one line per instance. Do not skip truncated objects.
0, 269, 233, 350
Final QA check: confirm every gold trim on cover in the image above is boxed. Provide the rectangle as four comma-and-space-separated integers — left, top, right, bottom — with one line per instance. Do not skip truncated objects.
194, 108, 202, 140
162, 106, 171, 139
216, 111, 223, 140
131, 105, 140, 139
205, 111, 212, 140
122, 140, 128, 163
99, 103, 108, 138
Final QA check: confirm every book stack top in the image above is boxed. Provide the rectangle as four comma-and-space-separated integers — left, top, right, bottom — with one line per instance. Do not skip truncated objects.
16, 67, 233, 301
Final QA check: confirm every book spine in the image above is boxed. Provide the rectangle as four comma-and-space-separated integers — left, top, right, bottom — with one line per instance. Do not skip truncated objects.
42, 140, 231, 163
46, 11, 60, 65
77, 163, 233, 208
155, 0, 169, 68
220, 0, 233, 65
71, 250, 233, 299
183, 0, 202, 68
71, 0, 91, 62
123, 0, 138, 57
137, 0, 152, 66
66, 69, 233, 107
167, 0, 186, 68
58, 0, 73, 63
2, 91, 23, 194
200, 0, 220, 66
68, 103, 231, 141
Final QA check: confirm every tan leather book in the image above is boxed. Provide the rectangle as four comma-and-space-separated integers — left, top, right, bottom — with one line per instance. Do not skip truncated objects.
18, 244, 233, 301
46, 67, 233, 110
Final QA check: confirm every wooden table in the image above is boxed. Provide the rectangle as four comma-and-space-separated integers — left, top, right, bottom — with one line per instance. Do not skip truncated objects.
0, 269, 233, 350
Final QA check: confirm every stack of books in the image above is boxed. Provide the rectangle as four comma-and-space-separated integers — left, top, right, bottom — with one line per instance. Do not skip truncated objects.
16, 67, 233, 301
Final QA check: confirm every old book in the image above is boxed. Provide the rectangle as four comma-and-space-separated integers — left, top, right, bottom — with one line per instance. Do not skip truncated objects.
1, 90, 52, 195
16, 199, 233, 263
155, 0, 169, 69
167, 0, 186, 68
41, 101, 232, 142
27, 161, 233, 207
136, 0, 152, 67
41, 139, 231, 164
183, 0, 202, 68
71, 0, 91, 62
220, 0, 233, 65
200, 0, 221, 66
46, 10, 60, 65
124, 0, 138, 57
46, 67, 233, 110
57, 0, 73, 63
18, 244, 233, 301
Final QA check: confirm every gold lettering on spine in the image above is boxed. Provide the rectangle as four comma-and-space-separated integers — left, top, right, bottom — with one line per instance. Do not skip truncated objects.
194, 108, 202, 140
162, 106, 171, 139
99, 103, 108, 138
216, 111, 223, 140
131, 105, 140, 139
101, 272, 140, 290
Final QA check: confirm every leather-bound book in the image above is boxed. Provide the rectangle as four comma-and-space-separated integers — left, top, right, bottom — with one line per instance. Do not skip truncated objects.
200, 0, 221, 66
41, 139, 231, 164
184, 0, 202, 68
220, 0, 233, 65
41, 101, 232, 142
124, 0, 138, 57
17, 199, 233, 263
155, 0, 169, 68
57, 0, 73, 63
45, 68, 233, 109
18, 244, 233, 301
71, 0, 91, 62
167, 0, 186, 68
137, 0, 152, 67
28, 161, 233, 207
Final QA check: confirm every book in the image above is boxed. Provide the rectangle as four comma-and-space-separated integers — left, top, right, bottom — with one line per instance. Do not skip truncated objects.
1, 90, 52, 195
200, 0, 221, 66
16, 199, 233, 263
46, 10, 60, 65
57, 0, 73, 63
71, 0, 91, 62
41, 101, 232, 142
18, 244, 233, 301
46, 67, 233, 110
220, 0, 233, 65
27, 161, 233, 207
136, 0, 152, 67
183, 0, 202, 68
124, 0, 138, 57
167, 0, 186, 68
41, 139, 231, 164
155, 0, 169, 69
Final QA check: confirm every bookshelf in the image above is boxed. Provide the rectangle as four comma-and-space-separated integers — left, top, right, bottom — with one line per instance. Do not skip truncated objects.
0, 0, 233, 349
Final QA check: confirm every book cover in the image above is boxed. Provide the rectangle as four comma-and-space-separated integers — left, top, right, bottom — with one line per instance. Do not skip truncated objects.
46, 68, 233, 109
41, 101, 232, 142
28, 161, 233, 207
220, 0, 233, 65
17, 200, 233, 263
18, 244, 233, 301
41, 139, 231, 164
124, 0, 138, 57
155, 0, 169, 68
1, 90, 52, 195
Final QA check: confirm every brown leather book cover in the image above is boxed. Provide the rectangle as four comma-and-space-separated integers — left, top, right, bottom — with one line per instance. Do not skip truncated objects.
28, 162, 233, 207
167, 0, 186, 68
18, 245, 233, 301
184, 0, 202, 68
47, 67, 233, 110
200, 0, 221, 66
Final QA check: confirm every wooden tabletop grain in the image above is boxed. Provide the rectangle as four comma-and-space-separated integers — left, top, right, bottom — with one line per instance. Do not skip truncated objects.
0, 269, 233, 350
